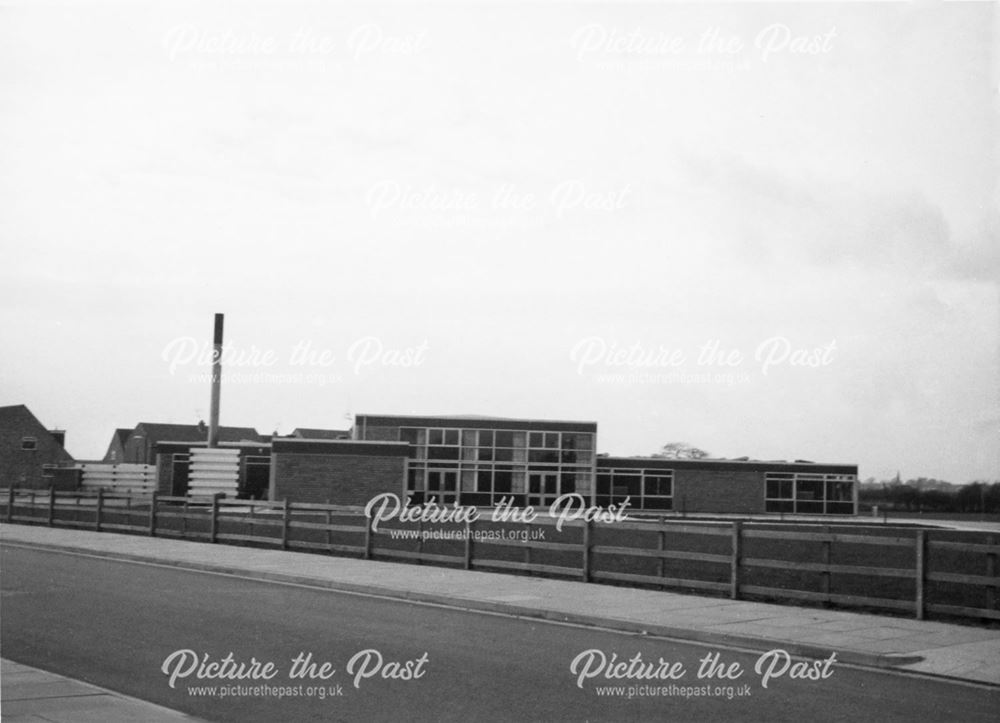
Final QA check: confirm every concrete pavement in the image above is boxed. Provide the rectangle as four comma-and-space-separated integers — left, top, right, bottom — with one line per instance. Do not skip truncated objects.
2, 522, 999, 690
0, 658, 206, 722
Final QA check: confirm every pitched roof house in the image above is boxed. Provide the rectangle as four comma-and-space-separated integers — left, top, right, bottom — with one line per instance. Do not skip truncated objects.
112, 422, 265, 464
102, 428, 132, 463
0, 404, 74, 489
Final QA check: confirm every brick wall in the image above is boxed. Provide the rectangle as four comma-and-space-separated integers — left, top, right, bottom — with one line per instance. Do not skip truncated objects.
355, 424, 400, 442
272, 448, 407, 505
0, 405, 74, 490
674, 468, 765, 514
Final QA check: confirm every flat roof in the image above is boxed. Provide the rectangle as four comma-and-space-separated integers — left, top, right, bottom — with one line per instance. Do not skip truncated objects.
355, 413, 597, 433
597, 456, 857, 474
154, 440, 271, 451
272, 438, 410, 457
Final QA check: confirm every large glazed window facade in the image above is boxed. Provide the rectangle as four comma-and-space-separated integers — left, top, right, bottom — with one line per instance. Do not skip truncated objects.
400, 426, 594, 506
765, 472, 856, 514
595, 468, 673, 510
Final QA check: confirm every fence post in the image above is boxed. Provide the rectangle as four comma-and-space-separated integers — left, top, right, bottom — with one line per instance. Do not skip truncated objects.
48, 485, 56, 526
210, 493, 220, 543
657, 525, 666, 579
326, 501, 332, 551
149, 492, 158, 536
281, 499, 290, 550
95, 488, 104, 532
582, 519, 592, 582
821, 525, 831, 603
364, 514, 373, 560
915, 530, 926, 620
988, 534, 997, 613
524, 523, 532, 574
7, 485, 14, 522
730, 520, 742, 600
464, 518, 473, 570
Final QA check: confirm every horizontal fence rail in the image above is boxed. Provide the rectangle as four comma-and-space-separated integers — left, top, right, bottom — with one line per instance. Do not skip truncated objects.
1, 487, 997, 624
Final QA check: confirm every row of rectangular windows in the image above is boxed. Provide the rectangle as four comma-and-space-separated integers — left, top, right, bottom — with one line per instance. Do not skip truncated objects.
407, 462, 587, 507
415, 447, 594, 463
596, 469, 673, 510
405, 466, 675, 510
764, 473, 856, 514
399, 427, 595, 451
407, 468, 592, 491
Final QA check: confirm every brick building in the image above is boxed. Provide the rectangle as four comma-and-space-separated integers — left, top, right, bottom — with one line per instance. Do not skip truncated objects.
354, 414, 598, 507
0, 404, 75, 489
101, 410, 858, 515
341, 413, 858, 515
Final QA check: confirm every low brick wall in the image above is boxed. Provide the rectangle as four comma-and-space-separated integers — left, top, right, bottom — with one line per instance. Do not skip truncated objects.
271, 440, 408, 505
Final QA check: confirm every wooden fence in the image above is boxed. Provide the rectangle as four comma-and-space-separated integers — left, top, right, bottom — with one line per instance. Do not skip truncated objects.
2, 487, 997, 624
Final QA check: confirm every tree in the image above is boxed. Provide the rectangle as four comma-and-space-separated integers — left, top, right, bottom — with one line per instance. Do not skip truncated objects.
653, 442, 712, 460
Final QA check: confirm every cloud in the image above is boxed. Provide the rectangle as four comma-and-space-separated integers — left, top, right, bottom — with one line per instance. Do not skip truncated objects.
675, 150, 998, 282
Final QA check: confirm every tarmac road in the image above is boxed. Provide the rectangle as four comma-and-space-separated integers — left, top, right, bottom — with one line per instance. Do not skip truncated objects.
2, 545, 997, 723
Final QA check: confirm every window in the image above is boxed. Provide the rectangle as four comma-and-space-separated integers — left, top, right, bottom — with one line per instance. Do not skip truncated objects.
765, 473, 794, 513
426, 469, 458, 503
614, 472, 641, 500
643, 474, 673, 510
402, 425, 596, 508
595, 472, 612, 507
796, 476, 825, 514
494, 469, 513, 494
426, 428, 460, 460
456, 469, 492, 506
826, 477, 855, 514
527, 471, 561, 506
528, 449, 560, 464
399, 428, 427, 459
765, 472, 856, 514
428, 446, 460, 460
595, 468, 672, 509
42, 464, 56, 478
21, 436, 37, 450
427, 428, 459, 446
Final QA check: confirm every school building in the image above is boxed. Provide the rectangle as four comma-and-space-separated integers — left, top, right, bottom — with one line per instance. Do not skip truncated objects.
266, 413, 858, 515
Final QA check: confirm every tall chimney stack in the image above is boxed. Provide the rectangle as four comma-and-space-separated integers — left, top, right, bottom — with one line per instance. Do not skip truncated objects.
208, 313, 224, 447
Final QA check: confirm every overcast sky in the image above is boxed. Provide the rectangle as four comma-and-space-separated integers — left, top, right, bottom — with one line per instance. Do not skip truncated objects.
1, 0, 997, 483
